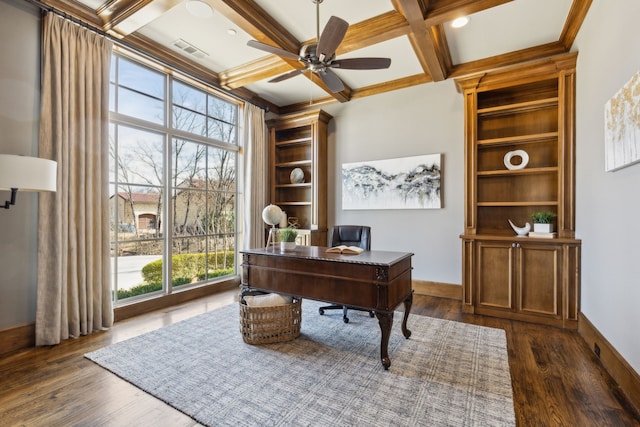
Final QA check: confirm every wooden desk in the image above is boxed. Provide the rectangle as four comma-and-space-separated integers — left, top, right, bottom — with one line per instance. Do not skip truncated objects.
240, 246, 414, 369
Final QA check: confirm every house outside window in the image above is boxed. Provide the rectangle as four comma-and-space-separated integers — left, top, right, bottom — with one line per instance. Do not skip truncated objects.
109, 52, 240, 304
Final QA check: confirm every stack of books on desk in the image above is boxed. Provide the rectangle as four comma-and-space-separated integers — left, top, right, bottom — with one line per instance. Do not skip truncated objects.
528, 231, 557, 238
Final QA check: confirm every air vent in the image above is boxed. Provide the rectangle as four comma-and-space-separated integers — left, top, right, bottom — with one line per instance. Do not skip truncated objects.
172, 39, 209, 59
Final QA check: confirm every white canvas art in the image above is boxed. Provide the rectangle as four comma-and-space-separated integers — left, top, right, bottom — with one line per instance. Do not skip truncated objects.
342, 153, 441, 210
604, 69, 640, 171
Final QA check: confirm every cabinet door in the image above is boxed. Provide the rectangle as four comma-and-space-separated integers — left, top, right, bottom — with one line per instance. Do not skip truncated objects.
476, 241, 514, 310
516, 243, 561, 317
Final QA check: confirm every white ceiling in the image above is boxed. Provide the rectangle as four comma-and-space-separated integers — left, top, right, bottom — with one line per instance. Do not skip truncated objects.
443, 0, 573, 63
75, 0, 575, 107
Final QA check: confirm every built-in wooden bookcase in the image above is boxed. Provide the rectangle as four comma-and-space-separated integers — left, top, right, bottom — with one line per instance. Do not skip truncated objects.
267, 110, 332, 246
457, 53, 581, 329
475, 78, 560, 235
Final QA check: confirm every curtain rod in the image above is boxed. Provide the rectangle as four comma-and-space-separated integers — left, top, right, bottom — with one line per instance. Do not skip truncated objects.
22, 0, 269, 111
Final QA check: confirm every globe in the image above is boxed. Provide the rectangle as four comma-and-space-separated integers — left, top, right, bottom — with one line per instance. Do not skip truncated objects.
262, 204, 284, 226
290, 167, 305, 184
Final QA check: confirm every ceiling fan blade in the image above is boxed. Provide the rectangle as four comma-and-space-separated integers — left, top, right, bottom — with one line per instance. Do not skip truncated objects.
330, 57, 391, 70
316, 16, 349, 62
247, 40, 300, 61
268, 69, 305, 83
318, 68, 345, 93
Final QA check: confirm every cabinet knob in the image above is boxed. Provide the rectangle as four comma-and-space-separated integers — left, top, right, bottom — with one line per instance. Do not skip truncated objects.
512, 243, 521, 248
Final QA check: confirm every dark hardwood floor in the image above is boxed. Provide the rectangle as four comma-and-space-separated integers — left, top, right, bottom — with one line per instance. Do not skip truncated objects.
1, 290, 638, 426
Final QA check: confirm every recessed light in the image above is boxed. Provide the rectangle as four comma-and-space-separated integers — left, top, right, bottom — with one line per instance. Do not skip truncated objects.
185, 0, 214, 18
227, 29, 237, 36
451, 16, 469, 28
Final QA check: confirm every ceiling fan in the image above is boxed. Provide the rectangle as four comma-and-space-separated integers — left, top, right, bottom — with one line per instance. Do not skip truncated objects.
246, 0, 391, 93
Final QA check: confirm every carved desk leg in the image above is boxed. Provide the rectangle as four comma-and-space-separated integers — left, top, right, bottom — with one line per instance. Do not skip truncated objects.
402, 291, 413, 339
375, 311, 394, 370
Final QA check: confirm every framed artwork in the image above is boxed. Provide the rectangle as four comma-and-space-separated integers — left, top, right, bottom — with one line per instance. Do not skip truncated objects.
342, 153, 442, 210
604, 69, 640, 172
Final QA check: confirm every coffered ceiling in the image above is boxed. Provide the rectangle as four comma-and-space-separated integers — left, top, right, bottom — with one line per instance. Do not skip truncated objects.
36, 0, 591, 114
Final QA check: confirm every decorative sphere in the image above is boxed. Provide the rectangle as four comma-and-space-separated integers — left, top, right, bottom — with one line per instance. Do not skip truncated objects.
262, 204, 284, 226
290, 168, 305, 184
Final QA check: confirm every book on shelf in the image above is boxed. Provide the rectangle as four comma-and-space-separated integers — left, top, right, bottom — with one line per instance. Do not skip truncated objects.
326, 245, 364, 254
528, 231, 557, 239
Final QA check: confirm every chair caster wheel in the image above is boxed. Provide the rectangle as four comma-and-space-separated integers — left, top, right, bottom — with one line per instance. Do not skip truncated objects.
343, 317, 349, 324
319, 308, 325, 315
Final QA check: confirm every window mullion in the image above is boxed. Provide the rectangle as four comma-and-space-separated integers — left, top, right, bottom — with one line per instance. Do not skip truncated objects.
164, 74, 173, 295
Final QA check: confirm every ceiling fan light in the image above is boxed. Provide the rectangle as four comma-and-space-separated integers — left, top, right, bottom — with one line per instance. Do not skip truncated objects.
185, 0, 214, 18
451, 16, 469, 28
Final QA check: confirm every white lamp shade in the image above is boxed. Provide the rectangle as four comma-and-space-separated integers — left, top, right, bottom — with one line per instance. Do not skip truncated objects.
0, 154, 57, 192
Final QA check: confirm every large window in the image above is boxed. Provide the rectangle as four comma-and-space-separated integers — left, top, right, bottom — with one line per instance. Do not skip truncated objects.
109, 53, 239, 304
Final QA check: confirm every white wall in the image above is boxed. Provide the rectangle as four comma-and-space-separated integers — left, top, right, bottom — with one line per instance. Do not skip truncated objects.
0, 0, 41, 329
574, 0, 640, 373
322, 79, 464, 284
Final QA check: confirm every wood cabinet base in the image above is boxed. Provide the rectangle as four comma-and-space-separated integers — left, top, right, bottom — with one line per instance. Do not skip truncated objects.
461, 235, 580, 330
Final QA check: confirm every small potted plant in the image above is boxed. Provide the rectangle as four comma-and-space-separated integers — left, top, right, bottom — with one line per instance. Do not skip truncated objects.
279, 227, 298, 251
530, 211, 556, 233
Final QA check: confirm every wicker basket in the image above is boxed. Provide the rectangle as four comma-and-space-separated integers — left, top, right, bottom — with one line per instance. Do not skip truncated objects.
239, 296, 302, 344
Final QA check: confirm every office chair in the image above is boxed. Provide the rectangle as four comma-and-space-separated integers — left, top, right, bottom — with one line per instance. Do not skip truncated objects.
319, 225, 375, 323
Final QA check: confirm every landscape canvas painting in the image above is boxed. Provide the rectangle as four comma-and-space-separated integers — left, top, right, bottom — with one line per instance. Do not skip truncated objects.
604, 69, 640, 171
342, 154, 441, 210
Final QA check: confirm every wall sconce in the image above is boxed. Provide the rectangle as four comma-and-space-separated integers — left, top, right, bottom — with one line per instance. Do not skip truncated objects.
0, 154, 57, 209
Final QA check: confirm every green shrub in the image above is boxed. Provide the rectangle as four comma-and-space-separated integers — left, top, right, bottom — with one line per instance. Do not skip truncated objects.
141, 251, 234, 284
198, 267, 234, 281
173, 277, 192, 286
116, 282, 162, 299
119, 251, 234, 300
141, 259, 163, 284
117, 261, 234, 300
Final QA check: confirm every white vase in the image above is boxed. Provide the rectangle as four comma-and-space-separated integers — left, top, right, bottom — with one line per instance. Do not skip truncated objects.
280, 241, 296, 251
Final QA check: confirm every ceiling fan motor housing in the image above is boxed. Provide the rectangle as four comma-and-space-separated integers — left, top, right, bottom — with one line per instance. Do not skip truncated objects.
300, 43, 334, 73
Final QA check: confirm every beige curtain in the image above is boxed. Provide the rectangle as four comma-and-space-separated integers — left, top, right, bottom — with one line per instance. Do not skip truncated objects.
36, 13, 114, 345
242, 103, 269, 250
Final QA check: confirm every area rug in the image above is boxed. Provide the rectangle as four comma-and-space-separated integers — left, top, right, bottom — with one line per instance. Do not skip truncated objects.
86, 300, 515, 426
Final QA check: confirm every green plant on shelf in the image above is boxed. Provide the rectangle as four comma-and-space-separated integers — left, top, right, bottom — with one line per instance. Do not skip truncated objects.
530, 211, 556, 224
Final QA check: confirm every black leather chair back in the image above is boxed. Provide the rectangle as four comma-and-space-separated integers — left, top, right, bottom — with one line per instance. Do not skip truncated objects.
328, 225, 371, 250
